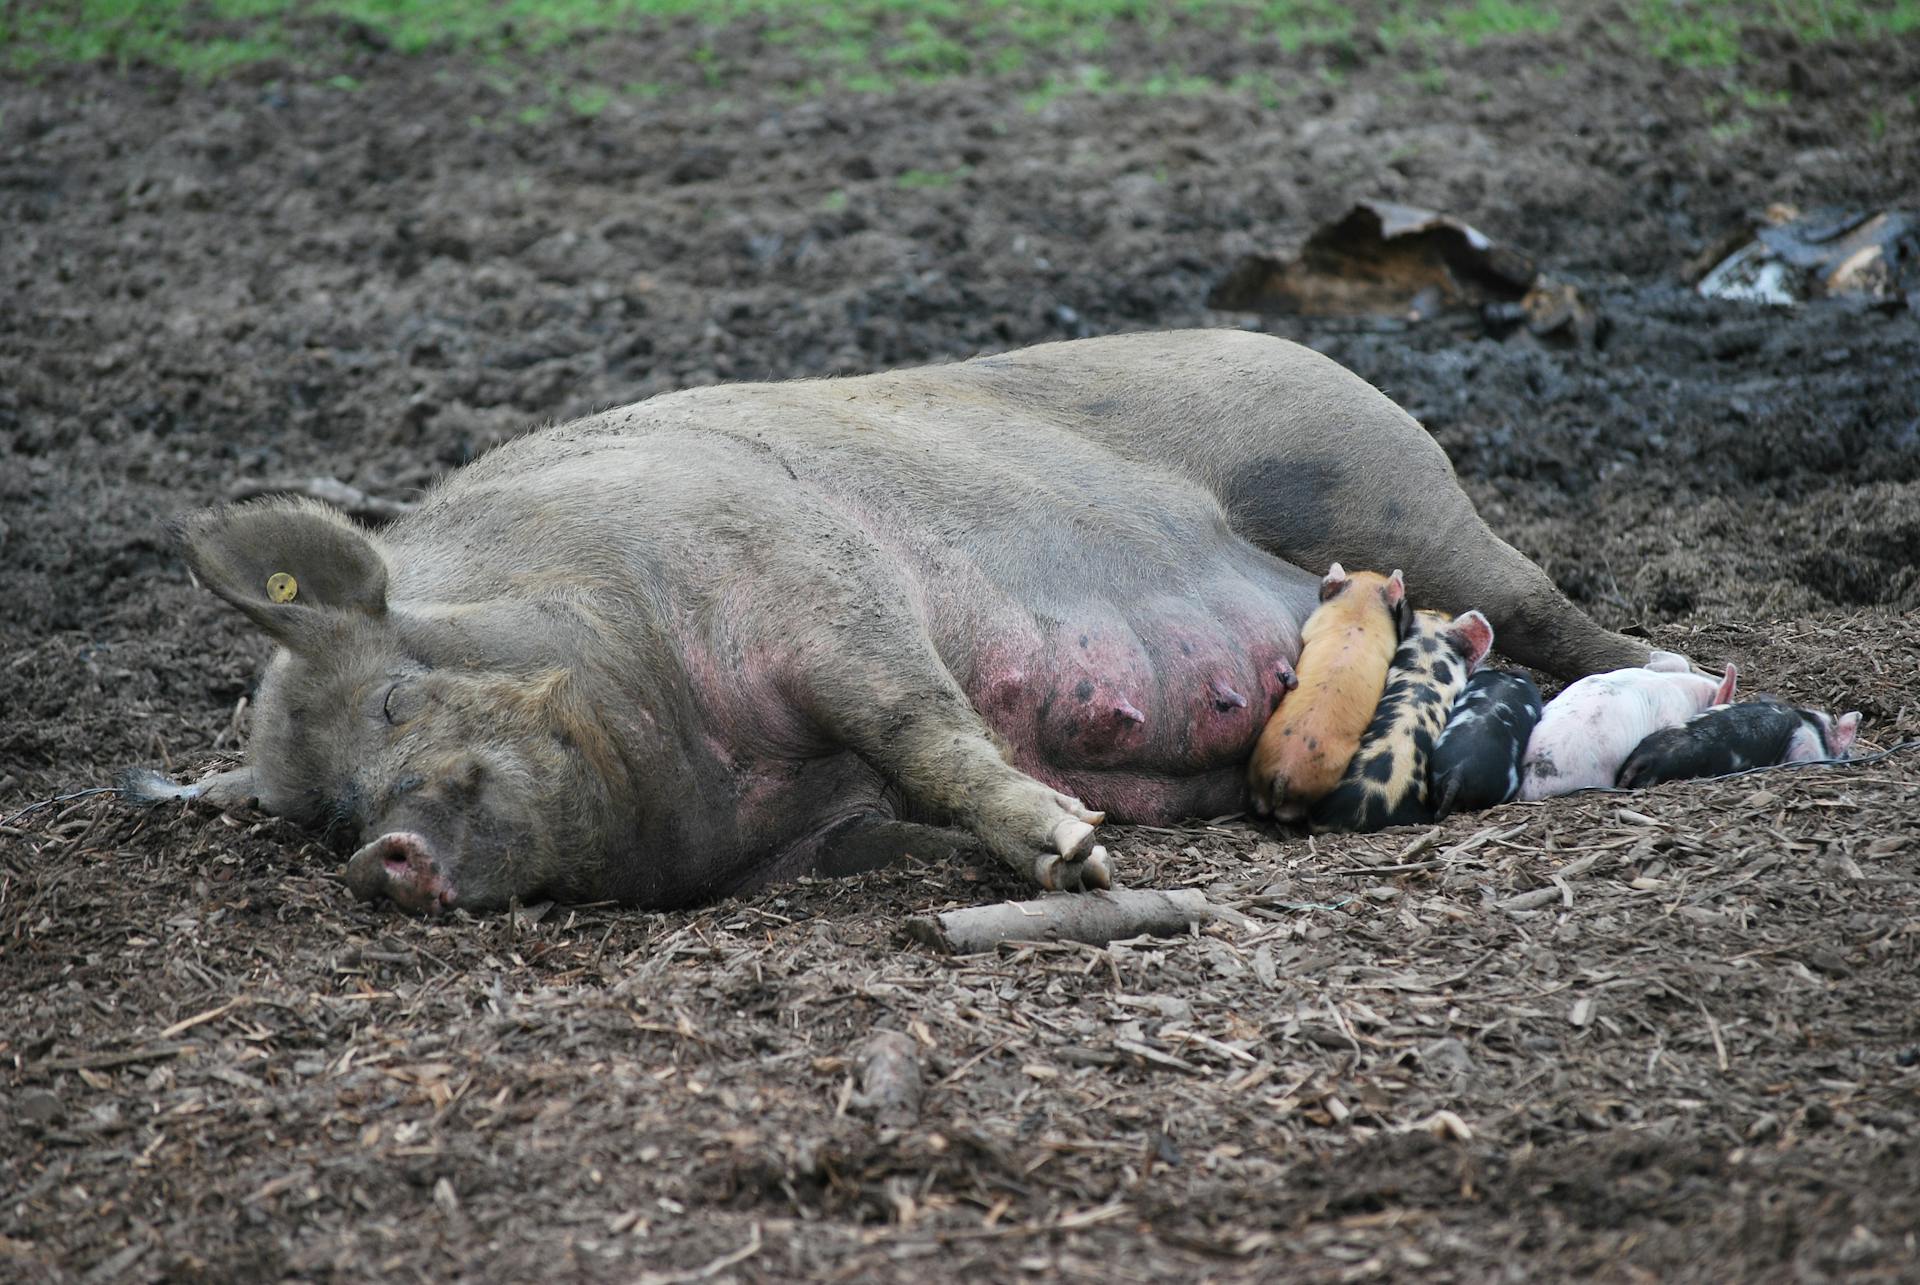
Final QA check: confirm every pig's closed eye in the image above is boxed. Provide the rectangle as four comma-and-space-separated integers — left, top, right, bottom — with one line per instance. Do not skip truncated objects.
382, 681, 425, 725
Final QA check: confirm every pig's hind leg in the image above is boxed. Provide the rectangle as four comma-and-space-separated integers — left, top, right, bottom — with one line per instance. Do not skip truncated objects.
1189, 343, 1690, 679
1219, 451, 1682, 679
811, 814, 979, 879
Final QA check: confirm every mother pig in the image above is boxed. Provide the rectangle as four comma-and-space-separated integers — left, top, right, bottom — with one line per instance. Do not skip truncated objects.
139, 330, 1681, 912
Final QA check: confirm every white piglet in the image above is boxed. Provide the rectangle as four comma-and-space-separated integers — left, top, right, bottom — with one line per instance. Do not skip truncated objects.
1518, 663, 1738, 801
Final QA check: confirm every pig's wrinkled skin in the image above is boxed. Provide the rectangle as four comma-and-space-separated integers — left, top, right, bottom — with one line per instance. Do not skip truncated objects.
140, 331, 1688, 912
1519, 663, 1738, 801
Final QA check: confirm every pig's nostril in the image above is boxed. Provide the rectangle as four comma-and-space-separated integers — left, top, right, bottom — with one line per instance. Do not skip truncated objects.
384, 854, 411, 879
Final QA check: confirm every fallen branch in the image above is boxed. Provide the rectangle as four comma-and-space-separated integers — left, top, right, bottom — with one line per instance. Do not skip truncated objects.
1113, 1039, 1203, 1075
229, 476, 417, 524
635, 1224, 762, 1285
0, 786, 119, 829
906, 889, 1213, 955
850, 1029, 922, 1129
31, 1041, 199, 1073
1494, 851, 1603, 912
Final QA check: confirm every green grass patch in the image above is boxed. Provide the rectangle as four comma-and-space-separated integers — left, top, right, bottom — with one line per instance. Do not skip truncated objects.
566, 82, 612, 114
6, 0, 1916, 89
0, 0, 1542, 80
894, 164, 969, 188
1633, 0, 1920, 68
1736, 84, 1791, 110
1381, 0, 1560, 48
1254, 0, 1355, 51
2, 0, 289, 77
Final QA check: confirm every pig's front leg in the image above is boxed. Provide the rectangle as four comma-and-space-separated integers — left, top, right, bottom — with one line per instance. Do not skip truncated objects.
753, 524, 1114, 891
807, 667, 1114, 892
889, 712, 1114, 892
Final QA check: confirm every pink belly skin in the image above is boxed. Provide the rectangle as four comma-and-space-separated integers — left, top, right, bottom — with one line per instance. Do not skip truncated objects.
965, 598, 1302, 825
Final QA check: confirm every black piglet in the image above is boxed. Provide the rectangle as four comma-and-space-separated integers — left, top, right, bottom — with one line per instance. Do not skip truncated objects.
1428, 669, 1543, 819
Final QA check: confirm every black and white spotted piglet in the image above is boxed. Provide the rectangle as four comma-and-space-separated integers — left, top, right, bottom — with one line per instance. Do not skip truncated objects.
1312, 609, 1494, 834
1616, 699, 1860, 788
1427, 669, 1543, 819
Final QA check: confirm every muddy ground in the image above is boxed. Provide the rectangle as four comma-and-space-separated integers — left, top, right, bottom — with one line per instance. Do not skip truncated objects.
5, 8, 1920, 1282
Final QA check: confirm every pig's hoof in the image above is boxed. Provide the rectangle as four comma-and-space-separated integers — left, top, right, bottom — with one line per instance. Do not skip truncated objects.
1036, 845, 1114, 892
1646, 649, 1693, 673
1050, 817, 1098, 860
1039, 817, 1114, 891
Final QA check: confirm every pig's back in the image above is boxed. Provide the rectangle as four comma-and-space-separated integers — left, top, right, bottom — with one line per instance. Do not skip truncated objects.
386, 341, 1331, 656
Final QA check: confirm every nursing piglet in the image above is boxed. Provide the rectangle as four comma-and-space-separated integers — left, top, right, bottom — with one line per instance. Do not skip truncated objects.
1428, 669, 1543, 819
1312, 609, 1494, 833
1518, 663, 1738, 801
1617, 700, 1860, 788
1247, 564, 1408, 821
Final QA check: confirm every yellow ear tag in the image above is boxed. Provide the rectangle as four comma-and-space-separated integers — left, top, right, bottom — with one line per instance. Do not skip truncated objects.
266, 572, 298, 604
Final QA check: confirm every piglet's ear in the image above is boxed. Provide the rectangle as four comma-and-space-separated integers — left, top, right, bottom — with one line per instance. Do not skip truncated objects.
175, 498, 389, 651
1712, 662, 1738, 706
1384, 569, 1405, 608
1445, 610, 1495, 671
1829, 711, 1861, 757
1319, 562, 1349, 602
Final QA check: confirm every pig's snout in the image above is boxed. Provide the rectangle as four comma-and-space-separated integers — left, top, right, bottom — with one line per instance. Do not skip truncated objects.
346, 831, 458, 914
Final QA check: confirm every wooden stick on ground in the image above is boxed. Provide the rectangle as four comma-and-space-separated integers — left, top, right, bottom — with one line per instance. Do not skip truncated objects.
906, 889, 1214, 955
228, 477, 417, 524
850, 1030, 923, 1129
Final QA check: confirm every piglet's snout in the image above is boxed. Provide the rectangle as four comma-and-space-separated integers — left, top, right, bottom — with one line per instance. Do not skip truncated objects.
346, 831, 457, 914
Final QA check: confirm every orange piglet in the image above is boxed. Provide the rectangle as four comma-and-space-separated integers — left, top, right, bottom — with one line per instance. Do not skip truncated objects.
1247, 563, 1407, 820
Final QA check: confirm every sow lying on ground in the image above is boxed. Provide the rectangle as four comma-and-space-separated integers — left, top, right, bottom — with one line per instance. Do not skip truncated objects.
130, 330, 1686, 913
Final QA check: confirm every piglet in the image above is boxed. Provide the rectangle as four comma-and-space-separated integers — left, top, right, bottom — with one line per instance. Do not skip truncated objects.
1518, 663, 1737, 801
1312, 609, 1494, 833
1247, 563, 1407, 820
1428, 669, 1543, 819
1617, 700, 1860, 788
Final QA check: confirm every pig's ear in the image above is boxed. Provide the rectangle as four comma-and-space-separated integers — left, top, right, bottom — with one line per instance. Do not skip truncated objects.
1446, 610, 1495, 670
1828, 711, 1861, 757
1384, 570, 1411, 637
1319, 562, 1349, 602
1712, 662, 1738, 706
174, 499, 388, 649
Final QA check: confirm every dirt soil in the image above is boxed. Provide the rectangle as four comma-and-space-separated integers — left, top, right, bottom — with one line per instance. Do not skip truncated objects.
5, 10, 1920, 1282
